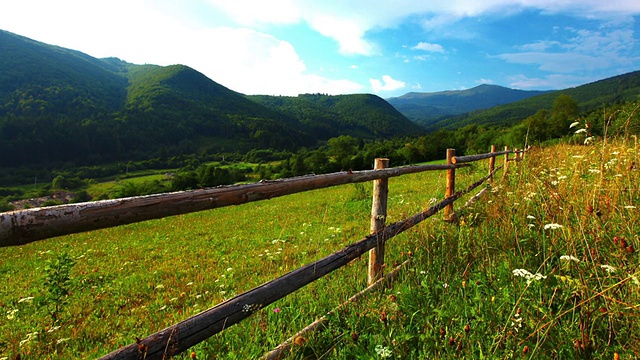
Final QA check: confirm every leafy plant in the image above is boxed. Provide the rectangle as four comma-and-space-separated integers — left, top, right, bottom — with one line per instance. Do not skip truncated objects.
40, 252, 76, 324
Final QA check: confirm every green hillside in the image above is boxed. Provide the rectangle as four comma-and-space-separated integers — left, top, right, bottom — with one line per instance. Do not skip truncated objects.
248, 93, 424, 139
0, 30, 420, 169
426, 71, 640, 131
387, 84, 551, 126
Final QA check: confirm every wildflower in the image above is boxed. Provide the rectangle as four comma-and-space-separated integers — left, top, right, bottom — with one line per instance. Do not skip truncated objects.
226, 267, 233, 272
560, 255, 580, 263
574, 128, 587, 134
6, 309, 18, 320
273, 307, 281, 313
47, 326, 61, 333
443, 283, 449, 289
375, 345, 392, 358
56, 338, 70, 345
18, 296, 34, 303
544, 223, 563, 230
584, 136, 595, 145
600, 265, 616, 273
624, 205, 636, 209
526, 215, 535, 219
569, 121, 580, 128
512, 269, 547, 284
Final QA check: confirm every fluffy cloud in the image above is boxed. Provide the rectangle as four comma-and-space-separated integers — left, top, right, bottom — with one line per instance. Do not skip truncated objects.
498, 25, 637, 73
506, 73, 594, 89
207, 0, 640, 56
370, 75, 406, 93
0, 0, 364, 96
412, 42, 445, 53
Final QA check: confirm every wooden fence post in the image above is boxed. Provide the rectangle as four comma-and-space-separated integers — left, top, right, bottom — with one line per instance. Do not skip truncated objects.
489, 145, 496, 182
368, 158, 389, 285
444, 149, 456, 220
503, 146, 509, 178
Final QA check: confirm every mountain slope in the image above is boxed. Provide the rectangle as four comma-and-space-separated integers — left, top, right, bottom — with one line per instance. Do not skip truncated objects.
387, 84, 551, 126
0, 30, 420, 169
427, 70, 640, 131
248, 93, 424, 139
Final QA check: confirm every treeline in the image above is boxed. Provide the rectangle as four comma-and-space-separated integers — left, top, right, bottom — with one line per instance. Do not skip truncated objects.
2, 96, 639, 209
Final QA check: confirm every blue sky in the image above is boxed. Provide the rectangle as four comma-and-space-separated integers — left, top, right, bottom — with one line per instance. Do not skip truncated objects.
1, 0, 639, 97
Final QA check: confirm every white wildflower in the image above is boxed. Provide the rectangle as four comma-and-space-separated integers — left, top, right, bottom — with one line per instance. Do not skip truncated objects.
544, 223, 563, 230
56, 338, 71, 345
18, 297, 34, 303
512, 269, 547, 284
226, 267, 233, 272
528, 224, 535, 228
569, 121, 580, 128
560, 255, 580, 263
47, 326, 61, 333
158, 305, 167, 311
574, 128, 587, 134
584, 136, 595, 145
375, 345, 392, 358
624, 205, 636, 209
526, 215, 536, 219
6, 309, 18, 320
600, 265, 616, 273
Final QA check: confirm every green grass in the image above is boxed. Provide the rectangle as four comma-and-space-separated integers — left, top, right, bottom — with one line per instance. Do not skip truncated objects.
1, 141, 638, 359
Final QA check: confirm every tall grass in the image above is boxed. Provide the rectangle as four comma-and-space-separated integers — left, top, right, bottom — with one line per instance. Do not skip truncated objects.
1, 139, 638, 359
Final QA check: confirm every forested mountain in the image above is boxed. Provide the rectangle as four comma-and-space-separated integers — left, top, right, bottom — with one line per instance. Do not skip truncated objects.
425, 71, 640, 131
0, 30, 419, 168
248, 93, 423, 139
387, 84, 551, 126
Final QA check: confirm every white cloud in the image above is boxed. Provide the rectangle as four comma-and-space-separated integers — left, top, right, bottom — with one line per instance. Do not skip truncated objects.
476, 78, 495, 84
370, 75, 406, 93
506, 73, 594, 89
0, 0, 364, 96
412, 42, 445, 53
498, 25, 638, 73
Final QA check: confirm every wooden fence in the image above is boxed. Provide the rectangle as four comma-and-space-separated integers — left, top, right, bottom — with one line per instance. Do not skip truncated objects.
0, 146, 525, 359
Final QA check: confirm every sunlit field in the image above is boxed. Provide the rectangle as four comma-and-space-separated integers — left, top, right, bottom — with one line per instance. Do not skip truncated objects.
2, 139, 639, 359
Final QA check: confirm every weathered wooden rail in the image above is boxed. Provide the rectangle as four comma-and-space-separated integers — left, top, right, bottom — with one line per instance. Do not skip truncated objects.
1, 146, 526, 359
0, 163, 462, 247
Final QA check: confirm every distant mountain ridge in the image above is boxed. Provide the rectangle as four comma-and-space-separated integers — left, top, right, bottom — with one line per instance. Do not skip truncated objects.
387, 84, 552, 126
0, 29, 420, 168
425, 70, 640, 131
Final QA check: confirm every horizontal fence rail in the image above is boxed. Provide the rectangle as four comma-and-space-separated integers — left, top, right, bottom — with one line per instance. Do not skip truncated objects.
0, 163, 466, 247
100, 168, 496, 360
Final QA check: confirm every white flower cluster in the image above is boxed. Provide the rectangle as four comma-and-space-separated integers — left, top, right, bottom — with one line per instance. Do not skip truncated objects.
512, 269, 547, 284
560, 255, 580, 263
375, 345, 392, 358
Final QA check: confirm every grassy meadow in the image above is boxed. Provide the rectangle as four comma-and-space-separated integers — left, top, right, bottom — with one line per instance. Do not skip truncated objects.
1, 139, 639, 359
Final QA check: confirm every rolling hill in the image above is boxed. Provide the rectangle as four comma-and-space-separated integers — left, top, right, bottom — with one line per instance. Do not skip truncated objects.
0, 30, 421, 168
424, 71, 640, 131
387, 84, 551, 126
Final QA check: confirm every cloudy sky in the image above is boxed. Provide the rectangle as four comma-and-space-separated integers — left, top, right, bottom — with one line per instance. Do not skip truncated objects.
1, 0, 639, 97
